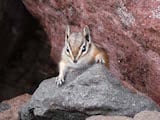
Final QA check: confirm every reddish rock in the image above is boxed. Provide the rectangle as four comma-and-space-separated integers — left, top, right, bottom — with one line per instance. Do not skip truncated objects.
0, 94, 31, 120
86, 111, 160, 120
134, 111, 160, 120
86, 115, 132, 120
22, 0, 160, 104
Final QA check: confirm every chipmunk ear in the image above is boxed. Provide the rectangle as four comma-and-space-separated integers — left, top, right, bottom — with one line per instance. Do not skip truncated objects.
65, 25, 70, 42
83, 25, 91, 43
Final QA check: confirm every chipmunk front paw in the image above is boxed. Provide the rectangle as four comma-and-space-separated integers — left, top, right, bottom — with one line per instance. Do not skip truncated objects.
56, 76, 65, 86
95, 54, 105, 64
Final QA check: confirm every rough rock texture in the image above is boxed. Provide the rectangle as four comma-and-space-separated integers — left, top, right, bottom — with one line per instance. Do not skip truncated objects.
0, 0, 56, 101
134, 111, 160, 120
86, 115, 132, 120
22, 0, 160, 104
86, 111, 160, 120
0, 103, 10, 112
0, 94, 31, 120
19, 64, 159, 120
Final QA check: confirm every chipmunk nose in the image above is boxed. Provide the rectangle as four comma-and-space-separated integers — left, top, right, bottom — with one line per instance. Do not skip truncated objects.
73, 59, 77, 63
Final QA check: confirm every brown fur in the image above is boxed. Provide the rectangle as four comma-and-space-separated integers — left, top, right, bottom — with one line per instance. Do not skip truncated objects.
93, 45, 109, 68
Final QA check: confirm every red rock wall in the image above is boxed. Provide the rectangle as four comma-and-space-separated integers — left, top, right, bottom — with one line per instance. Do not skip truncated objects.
22, 0, 160, 104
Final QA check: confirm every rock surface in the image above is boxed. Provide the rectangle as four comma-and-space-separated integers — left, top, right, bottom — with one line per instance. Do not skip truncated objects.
86, 115, 132, 120
22, 0, 160, 104
0, 94, 31, 120
0, 103, 10, 112
86, 111, 160, 120
19, 64, 159, 120
134, 111, 160, 120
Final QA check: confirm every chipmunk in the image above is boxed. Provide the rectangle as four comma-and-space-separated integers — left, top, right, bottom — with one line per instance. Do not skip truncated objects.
56, 25, 109, 86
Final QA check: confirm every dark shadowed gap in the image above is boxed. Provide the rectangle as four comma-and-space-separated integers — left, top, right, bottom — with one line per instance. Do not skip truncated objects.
0, 0, 58, 101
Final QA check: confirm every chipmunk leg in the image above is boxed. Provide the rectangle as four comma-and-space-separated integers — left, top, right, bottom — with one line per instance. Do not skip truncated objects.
56, 61, 68, 86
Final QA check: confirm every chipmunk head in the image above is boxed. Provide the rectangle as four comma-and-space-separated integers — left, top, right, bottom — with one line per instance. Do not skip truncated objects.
64, 25, 91, 63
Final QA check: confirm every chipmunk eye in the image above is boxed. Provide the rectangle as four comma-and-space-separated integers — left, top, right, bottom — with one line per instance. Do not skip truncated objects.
66, 48, 70, 53
82, 45, 86, 52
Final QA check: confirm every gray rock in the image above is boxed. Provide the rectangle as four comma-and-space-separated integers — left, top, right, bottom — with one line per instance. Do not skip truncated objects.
0, 103, 10, 112
19, 64, 160, 120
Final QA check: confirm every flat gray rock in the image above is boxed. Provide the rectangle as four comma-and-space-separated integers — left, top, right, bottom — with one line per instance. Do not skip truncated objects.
19, 64, 160, 120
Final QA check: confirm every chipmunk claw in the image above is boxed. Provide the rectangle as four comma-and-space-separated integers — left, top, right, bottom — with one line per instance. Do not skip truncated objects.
96, 59, 105, 64
56, 76, 65, 86
95, 55, 105, 64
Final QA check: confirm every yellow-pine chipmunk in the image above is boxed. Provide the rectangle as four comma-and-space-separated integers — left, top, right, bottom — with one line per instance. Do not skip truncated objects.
56, 25, 109, 86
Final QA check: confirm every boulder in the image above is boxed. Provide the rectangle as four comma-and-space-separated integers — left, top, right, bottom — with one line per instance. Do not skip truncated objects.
22, 0, 160, 104
86, 115, 132, 120
134, 110, 160, 120
86, 111, 160, 120
19, 64, 159, 120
